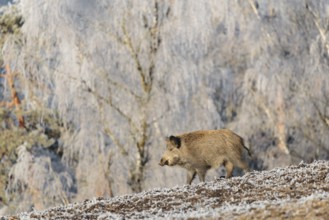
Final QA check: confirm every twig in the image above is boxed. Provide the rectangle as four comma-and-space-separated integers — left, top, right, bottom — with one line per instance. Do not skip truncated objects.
306, 3, 329, 56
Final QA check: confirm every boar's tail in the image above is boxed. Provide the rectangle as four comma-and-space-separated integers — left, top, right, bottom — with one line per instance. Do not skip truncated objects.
243, 146, 252, 157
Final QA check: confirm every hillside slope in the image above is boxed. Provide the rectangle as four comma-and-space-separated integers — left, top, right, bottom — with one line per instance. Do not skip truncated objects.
4, 160, 329, 219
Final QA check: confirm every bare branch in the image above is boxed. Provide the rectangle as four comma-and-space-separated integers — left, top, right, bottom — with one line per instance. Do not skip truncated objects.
80, 79, 141, 138
121, 18, 149, 94
96, 67, 142, 101
306, 3, 329, 56
108, 77, 142, 100
248, 0, 260, 18
74, 38, 142, 101
147, 105, 170, 126
104, 127, 128, 156
3, 64, 25, 128
311, 99, 329, 130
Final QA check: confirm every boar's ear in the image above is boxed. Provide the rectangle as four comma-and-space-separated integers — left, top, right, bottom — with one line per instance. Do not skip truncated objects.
169, 135, 181, 148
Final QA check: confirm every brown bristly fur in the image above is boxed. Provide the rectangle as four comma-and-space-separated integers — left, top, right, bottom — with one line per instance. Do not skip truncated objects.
159, 129, 251, 184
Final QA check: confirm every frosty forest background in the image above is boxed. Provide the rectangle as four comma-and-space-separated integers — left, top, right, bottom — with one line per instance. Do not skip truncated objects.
0, 0, 329, 215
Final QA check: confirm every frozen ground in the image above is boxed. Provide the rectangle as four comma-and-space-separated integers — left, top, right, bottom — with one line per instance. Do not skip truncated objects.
4, 160, 329, 219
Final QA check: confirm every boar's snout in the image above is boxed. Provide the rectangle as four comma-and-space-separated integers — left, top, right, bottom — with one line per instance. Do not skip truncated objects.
159, 158, 169, 166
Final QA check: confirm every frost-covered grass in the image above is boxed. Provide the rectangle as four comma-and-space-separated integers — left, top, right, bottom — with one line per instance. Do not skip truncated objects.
3, 160, 329, 219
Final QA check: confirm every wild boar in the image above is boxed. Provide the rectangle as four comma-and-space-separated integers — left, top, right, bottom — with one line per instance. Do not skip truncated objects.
159, 129, 251, 184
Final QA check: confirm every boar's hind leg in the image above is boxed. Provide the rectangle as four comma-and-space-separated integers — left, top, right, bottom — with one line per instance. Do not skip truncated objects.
187, 170, 197, 185
236, 160, 251, 174
224, 161, 234, 178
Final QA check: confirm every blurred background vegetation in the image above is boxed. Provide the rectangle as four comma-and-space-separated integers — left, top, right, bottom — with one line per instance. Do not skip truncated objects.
0, 0, 329, 215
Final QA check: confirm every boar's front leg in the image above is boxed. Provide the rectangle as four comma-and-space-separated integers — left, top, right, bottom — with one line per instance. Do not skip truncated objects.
196, 169, 207, 182
187, 170, 197, 185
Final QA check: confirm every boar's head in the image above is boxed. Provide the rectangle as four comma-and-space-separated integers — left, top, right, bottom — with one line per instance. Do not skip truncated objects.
159, 135, 182, 166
